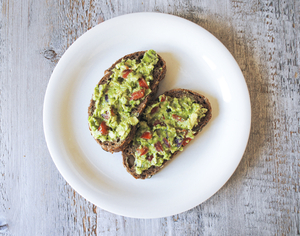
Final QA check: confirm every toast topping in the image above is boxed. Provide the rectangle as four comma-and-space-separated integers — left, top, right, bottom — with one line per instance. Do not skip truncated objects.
88, 50, 159, 142
98, 121, 109, 135
130, 89, 145, 101
138, 78, 149, 89
141, 131, 152, 139
133, 95, 208, 174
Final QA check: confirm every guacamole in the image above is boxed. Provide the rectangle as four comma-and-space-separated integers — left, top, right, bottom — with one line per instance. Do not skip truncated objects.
88, 50, 159, 142
133, 95, 207, 174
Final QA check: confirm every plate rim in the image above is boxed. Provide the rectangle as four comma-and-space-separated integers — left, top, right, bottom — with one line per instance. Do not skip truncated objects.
43, 12, 251, 218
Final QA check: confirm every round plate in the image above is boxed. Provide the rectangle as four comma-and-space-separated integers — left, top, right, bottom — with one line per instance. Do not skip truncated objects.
43, 13, 251, 218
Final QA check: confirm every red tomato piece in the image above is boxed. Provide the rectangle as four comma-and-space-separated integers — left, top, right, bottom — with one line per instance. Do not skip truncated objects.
182, 138, 192, 147
110, 108, 115, 116
160, 95, 166, 102
172, 114, 184, 122
141, 131, 152, 139
138, 78, 149, 89
154, 141, 163, 152
147, 155, 154, 162
137, 146, 149, 156
150, 106, 159, 114
130, 89, 145, 100
122, 69, 132, 78
98, 121, 109, 135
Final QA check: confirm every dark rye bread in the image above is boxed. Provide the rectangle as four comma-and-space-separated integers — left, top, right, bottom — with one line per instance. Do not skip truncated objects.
122, 89, 212, 179
88, 51, 167, 153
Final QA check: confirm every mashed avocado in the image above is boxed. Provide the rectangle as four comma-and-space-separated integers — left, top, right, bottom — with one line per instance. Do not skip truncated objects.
133, 95, 207, 174
88, 50, 159, 142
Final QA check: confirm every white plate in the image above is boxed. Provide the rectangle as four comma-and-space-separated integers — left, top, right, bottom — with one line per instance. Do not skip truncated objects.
43, 13, 251, 218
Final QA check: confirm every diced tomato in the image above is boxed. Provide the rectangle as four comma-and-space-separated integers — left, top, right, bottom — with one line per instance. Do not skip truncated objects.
163, 138, 170, 148
147, 155, 154, 162
141, 131, 152, 139
130, 89, 145, 100
160, 95, 166, 102
150, 106, 159, 114
137, 146, 149, 156
138, 78, 149, 89
182, 138, 192, 147
98, 121, 109, 135
154, 141, 163, 152
172, 114, 184, 122
110, 108, 115, 116
122, 69, 132, 78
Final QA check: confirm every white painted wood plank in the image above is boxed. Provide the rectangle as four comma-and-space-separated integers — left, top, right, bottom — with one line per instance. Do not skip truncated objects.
0, 0, 299, 235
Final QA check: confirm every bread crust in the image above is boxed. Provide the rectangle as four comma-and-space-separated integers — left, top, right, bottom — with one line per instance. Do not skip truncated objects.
122, 89, 212, 179
88, 51, 167, 153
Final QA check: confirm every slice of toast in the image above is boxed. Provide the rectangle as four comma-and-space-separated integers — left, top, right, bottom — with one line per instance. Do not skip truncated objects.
88, 51, 167, 153
122, 89, 212, 179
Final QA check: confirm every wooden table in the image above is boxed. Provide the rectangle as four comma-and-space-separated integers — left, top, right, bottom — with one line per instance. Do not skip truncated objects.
1, 0, 299, 235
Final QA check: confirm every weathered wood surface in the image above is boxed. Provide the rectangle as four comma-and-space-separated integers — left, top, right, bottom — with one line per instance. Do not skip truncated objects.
0, 0, 299, 235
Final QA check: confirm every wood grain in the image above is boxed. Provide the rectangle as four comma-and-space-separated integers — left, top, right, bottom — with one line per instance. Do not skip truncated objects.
0, 0, 299, 235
